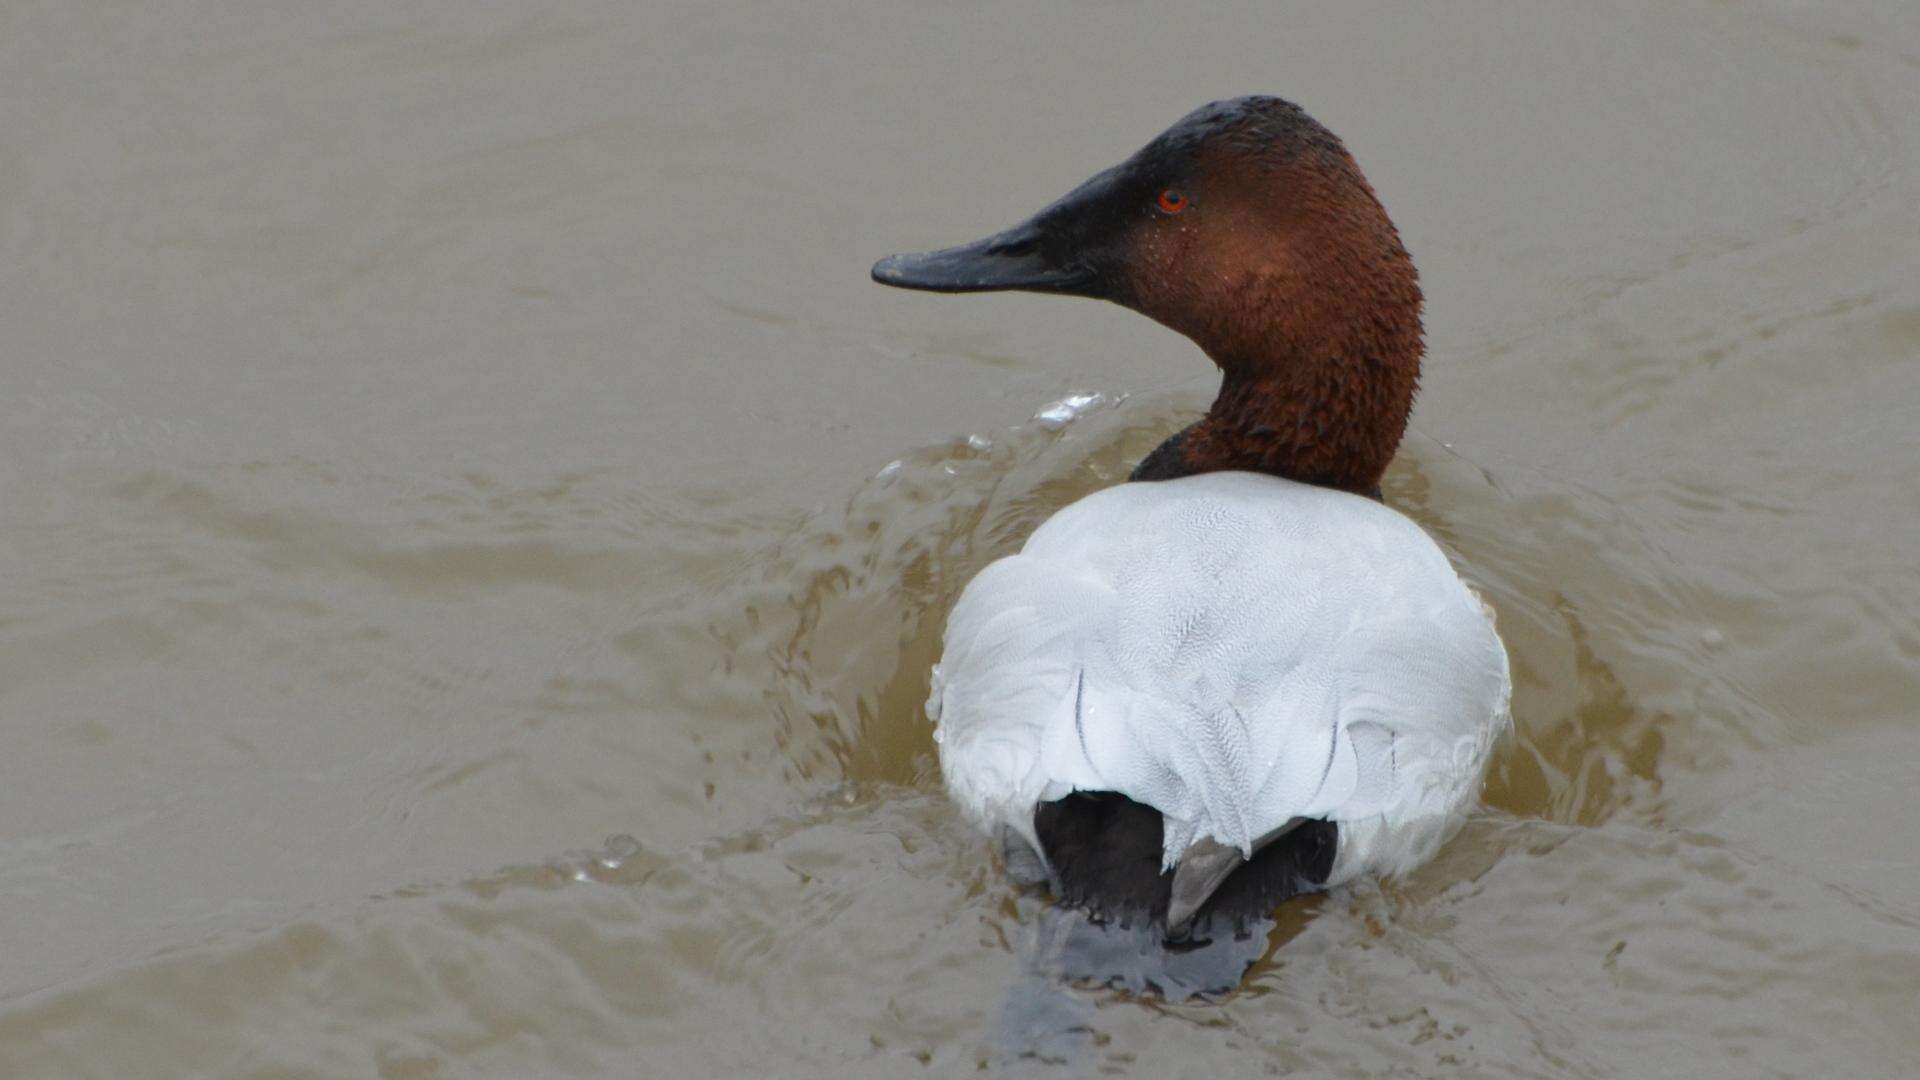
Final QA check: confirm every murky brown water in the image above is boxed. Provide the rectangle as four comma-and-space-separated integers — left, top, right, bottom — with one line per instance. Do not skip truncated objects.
2, 1, 1918, 1075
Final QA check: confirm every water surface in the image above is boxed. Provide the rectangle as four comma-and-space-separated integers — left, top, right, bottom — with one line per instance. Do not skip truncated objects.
2, 1, 1918, 1075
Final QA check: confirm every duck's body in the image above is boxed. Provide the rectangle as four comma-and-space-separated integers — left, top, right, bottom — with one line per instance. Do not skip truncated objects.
873, 96, 1510, 938
932, 472, 1508, 926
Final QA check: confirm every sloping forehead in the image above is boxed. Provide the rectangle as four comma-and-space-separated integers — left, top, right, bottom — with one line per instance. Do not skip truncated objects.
1129, 96, 1346, 177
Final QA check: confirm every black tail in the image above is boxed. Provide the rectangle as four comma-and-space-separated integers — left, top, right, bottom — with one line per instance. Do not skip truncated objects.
1033, 792, 1337, 938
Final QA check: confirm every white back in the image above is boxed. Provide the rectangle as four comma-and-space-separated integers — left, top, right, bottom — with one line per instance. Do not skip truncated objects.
929, 471, 1510, 882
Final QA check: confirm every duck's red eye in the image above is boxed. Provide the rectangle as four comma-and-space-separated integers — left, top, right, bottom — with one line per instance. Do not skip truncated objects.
1156, 189, 1189, 214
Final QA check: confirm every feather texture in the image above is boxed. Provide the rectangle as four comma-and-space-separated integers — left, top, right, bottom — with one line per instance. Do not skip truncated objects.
929, 471, 1510, 887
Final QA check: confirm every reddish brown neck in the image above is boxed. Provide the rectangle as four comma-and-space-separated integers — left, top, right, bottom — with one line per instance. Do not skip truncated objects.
1187, 348, 1419, 492
1131, 287, 1422, 495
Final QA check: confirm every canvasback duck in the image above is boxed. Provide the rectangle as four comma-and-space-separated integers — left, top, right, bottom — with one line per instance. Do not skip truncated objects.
872, 97, 1511, 938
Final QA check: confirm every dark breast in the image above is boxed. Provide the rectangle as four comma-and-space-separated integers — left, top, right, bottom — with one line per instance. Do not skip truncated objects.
1132, 423, 1384, 500
1128, 425, 1198, 482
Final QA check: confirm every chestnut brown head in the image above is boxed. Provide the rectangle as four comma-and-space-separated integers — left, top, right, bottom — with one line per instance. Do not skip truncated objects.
874, 97, 1418, 369
873, 97, 1423, 492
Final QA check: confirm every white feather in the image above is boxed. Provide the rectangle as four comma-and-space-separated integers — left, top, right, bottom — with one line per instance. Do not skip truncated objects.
930, 471, 1511, 884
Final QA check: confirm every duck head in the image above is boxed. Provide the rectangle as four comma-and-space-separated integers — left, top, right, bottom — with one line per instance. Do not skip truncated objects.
873, 96, 1422, 494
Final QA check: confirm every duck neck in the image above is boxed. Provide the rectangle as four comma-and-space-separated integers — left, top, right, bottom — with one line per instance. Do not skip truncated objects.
1130, 349, 1419, 496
